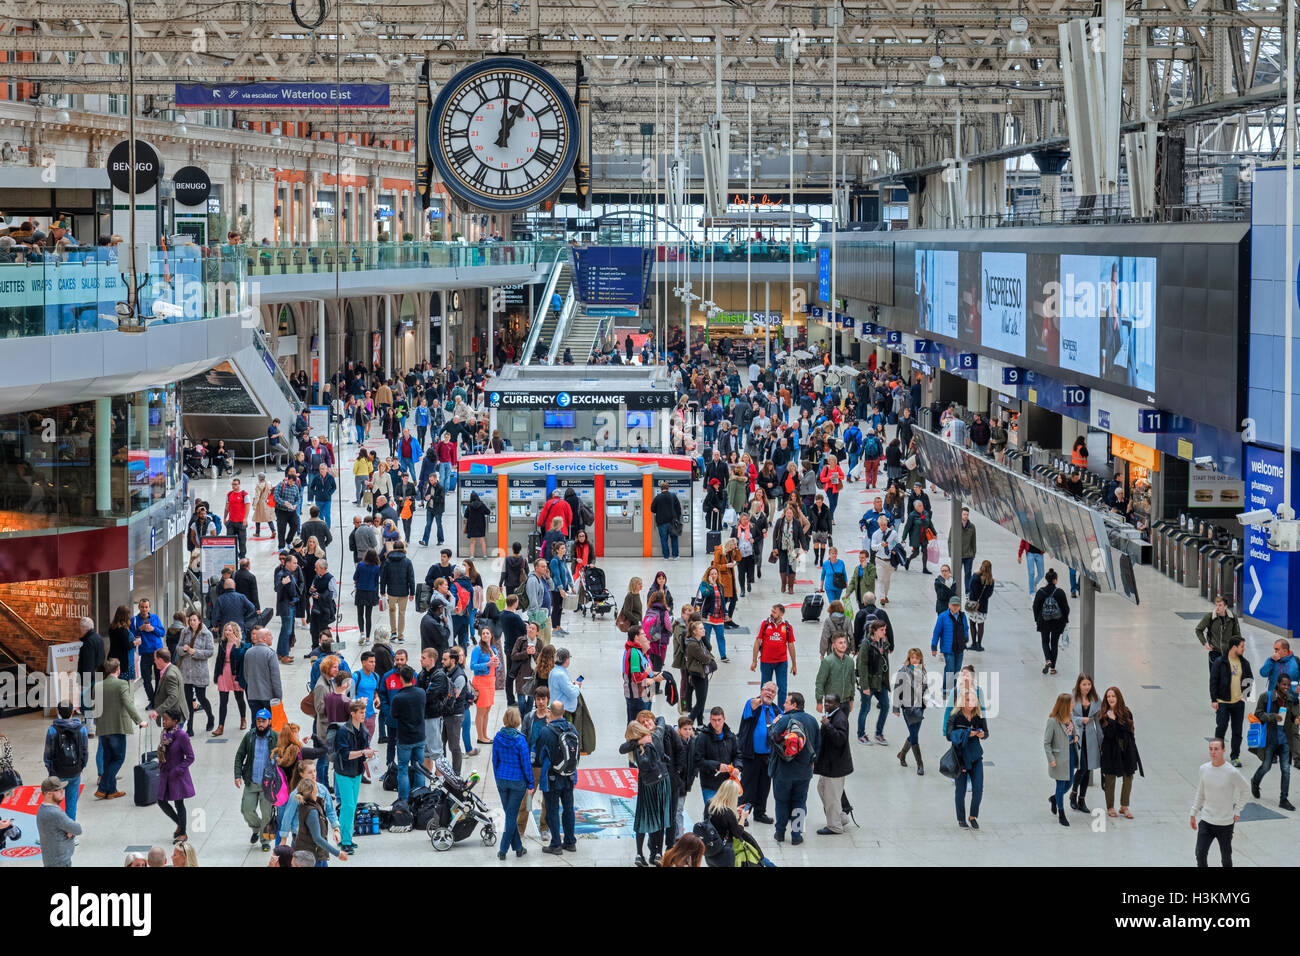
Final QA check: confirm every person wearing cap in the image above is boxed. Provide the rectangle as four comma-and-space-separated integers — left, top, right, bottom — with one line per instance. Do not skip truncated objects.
234, 709, 279, 850
931, 596, 970, 696
37, 777, 81, 867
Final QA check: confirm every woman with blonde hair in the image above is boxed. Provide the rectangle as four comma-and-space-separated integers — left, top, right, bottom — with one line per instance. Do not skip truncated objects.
705, 778, 773, 867
292, 778, 348, 867
172, 840, 199, 867
966, 559, 994, 652
619, 718, 672, 866
619, 575, 644, 633
270, 722, 327, 847
891, 647, 928, 773
370, 460, 393, 506
1044, 692, 1077, 827
948, 686, 989, 829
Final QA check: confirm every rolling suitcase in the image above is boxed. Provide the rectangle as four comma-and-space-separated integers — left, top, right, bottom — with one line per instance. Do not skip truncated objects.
706, 530, 722, 552
528, 531, 542, 563
415, 583, 432, 613
134, 727, 159, 806
800, 593, 825, 623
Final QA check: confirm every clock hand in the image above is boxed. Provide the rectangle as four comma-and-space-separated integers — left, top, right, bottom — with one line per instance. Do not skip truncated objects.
495, 103, 528, 149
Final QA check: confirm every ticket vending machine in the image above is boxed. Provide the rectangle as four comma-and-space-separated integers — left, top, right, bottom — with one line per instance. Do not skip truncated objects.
456, 474, 499, 555
656, 475, 694, 558
506, 476, 548, 545
556, 477, 596, 533
604, 477, 643, 556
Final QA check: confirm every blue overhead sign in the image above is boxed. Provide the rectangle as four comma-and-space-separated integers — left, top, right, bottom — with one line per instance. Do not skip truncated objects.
955, 353, 977, 370
1063, 386, 1089, 408
1002, 366, 1028, 386
885, 329, 903, 345
175, 83, 391, 108
818, 248, 831, 302
1243, 444, 1296, 629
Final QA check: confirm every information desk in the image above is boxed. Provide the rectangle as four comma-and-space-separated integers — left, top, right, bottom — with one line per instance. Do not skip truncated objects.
459, 452, 695, 558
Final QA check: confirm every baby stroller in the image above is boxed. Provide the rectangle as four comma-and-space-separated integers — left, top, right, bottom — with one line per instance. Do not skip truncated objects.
425, 758, 497, 851
182, 440, 209, 480
579, 564, 616, 619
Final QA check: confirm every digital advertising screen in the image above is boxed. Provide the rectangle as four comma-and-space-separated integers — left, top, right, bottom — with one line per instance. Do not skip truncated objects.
914, 249, 959, 339
979, 251, 1027, 357
1058, 254, 1105, 378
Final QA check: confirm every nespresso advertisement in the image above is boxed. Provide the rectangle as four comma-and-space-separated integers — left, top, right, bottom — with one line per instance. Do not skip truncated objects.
979, 252, 1027, 357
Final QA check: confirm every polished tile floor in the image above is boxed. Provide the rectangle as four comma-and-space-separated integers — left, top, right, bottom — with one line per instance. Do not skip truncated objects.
2, 432, 1290, 867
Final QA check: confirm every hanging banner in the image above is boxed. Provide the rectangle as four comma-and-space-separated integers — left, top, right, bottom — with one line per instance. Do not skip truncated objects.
175, 83, 390, 108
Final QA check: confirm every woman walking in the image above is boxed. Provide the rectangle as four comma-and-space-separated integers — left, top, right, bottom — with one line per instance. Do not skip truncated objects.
732, 513, 757, 597
891, 648, 928, 773
808, 493, 833, 567
178, 612, 215, 735
157, 708, 195, 842
251, 473, 274, 537
683, 620, 714, 726
470, 627, 500, 745
620, 575, 644, 633
697, 567, 729, 663
818, 454, 845, 517
1098, 686, 1143, 819
212, 623, 246, 737
1044, 693, 1077, 827
108, 605, 134, 681
771, 504, 810, 595
948, 687, 988, 829
491, 706, 533, 860
1070, 674, 1101, 813
747, 499, 769, 580
966, 560, 994, 652
353, 549, 381, 643
292, 778, 348, 866
352, 450, 373, 505
619, 719, 672, 866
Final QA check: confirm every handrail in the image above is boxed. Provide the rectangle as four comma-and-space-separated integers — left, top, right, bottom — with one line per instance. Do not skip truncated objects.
521, 249, 568, 365
545, 287, 577, 364
251, 327, 307, 415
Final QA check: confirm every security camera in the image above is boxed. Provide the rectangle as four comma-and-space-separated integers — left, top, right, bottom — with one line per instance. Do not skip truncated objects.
1193, 455, 1215, 468
151, 300, 185, 319
1237, 508, 1274, 527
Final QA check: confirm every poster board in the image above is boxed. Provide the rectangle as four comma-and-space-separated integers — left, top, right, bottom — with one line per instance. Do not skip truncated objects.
45, 641, 83, 717
200, 536, 238, 591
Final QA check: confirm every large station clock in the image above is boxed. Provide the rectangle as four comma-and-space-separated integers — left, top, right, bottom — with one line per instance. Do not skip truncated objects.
430, 57, 579, 212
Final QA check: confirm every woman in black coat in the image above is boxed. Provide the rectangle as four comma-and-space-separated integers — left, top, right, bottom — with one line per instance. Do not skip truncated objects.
462, 491, 492, 558
564, 487, 586, 540
1097, 686, 1142, 820
884, 437, 904, 488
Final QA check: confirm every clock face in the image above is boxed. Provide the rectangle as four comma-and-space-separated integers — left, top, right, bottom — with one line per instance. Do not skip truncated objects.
430, 58, 578, 212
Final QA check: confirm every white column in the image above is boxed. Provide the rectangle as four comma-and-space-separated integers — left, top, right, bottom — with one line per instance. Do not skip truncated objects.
318, 299, 327, 401
488, 286, 495, 367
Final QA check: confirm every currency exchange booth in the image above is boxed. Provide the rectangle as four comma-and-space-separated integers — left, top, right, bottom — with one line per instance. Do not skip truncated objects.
458, 452, 694, 558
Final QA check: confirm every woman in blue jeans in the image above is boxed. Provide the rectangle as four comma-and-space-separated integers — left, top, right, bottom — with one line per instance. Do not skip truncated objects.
697, 568, 728, 662
491, 706, 534, 859
948, 691, 988, 829
890, 649, 928, 773
1044, 693, 1076, 828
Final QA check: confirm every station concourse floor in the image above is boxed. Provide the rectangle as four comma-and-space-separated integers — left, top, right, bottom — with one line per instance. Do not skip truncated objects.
3, 434, 1292, 868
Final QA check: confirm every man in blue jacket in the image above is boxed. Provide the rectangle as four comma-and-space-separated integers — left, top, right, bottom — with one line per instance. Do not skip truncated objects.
397, 428, 422, 483
130, 598, 164, 700
766, 691, 820, 846
308, 462, 338, 527
931, 596, 969, 696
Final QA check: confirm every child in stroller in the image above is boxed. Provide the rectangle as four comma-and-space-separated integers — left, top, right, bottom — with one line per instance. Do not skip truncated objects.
425, 757, 497, 851
182, 439, 209, 480
579, 565, 616, 618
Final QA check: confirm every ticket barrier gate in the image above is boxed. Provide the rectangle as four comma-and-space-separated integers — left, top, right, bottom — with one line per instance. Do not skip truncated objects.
456, 475, 499, 555
604, 477, 643, 556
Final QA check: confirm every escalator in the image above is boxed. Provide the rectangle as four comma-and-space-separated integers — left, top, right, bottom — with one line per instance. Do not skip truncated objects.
521, 252, 573, 365
180, 327, 307, 444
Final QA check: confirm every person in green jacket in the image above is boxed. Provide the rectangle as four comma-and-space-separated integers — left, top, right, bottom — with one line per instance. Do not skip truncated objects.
855, 619, 891, 745
93, 657, 146, 799
815, 634, 856, 714
234, 709, 280, 849
726, 466, 749, 518
1195, 595, 1241, 674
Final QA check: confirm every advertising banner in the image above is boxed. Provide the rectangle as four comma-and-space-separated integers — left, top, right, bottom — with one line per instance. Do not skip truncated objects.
980, 251, 1027, 357
178, 361, 260, 415
914, 249, 958, 338
1058, 254, 1105, 378
1243, 444, 1295, 626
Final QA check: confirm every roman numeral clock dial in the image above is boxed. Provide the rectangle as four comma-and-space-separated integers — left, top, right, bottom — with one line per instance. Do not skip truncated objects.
430, 58, 579, 212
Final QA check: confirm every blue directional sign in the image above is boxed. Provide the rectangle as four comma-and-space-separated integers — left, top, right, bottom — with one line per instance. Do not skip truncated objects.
1137, 409, 1192, 434
955, 353, 977, 370
1002, 367, 1027, 386
175, 83, 390, 108
885, 329, 902, 345
1243, 444, 1296, 628
1063, 386, 1089, 408
914, 339, 932, 354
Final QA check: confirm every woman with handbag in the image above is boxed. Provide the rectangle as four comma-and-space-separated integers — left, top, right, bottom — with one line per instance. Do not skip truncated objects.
1044, 693, 1078, 827
732, 512, 757, 597
619, 576, 644, 634
771, 503, 810, 596
1098, 686, 1143, 819
891, 648, 928, 773
808, 494, 834, 568
179, 612, 215, 736
883, 436, 904, 488
548, 542, 574, 638
353, 549, 382, 643
351, 450, 373, 506
965, 560, 995, 652
212, 622, 247, 737
747, 499, 769, 580
946, 687, 988, 829
157, 708, 196, 842
620, 718, 673, 866
470, 627, 500, 745
1070, 674, 1101, 813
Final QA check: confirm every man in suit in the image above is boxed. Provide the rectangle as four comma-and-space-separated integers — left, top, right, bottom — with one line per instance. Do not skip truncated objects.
147, 649, 185, 725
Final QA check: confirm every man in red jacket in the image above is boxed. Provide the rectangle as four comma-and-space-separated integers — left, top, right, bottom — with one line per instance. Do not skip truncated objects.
537, 489, 572, 536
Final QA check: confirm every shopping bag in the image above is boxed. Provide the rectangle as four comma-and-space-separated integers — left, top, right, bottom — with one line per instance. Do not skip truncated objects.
849, 460, 865, 481
563, 592, 579, 612
1247, 714, 1266, 750
269, 698, 288, 733
926, 539, 941, 565
723, 506, 738, 527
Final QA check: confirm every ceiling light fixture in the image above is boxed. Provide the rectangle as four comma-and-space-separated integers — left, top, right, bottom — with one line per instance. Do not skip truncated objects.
796, 128, 810, 149
925, 55, 947, 87
881, 86, 896, 109
844, 103, 860, 127
817, 117, 832, 140
1007, 16, 1031, 56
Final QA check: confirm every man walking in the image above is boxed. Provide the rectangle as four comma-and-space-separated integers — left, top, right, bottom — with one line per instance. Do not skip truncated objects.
234, 709, 279, 850
814, 692, 854, 835
538, 700, 580, 855
273, 467, 303, 549
1249, 672, 1298, 811
766, 691, 820, 845
223, 477, 251, 559
948, 507, 977, 588
931, 596, 970, 695
92, 658, 144, 800
43, 701, 89, 820
75, 617, 104, 737
242, 628, 283, 715
274, 554, 300, 662
1210, 636, 1253, 767
751, 604, 797, 705
1190, 738, 1248, 867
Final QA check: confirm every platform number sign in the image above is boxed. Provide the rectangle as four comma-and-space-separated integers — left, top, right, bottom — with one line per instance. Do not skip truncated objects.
1002, 367, 1026, 386
914, 339, 931, 354
1063, 386, 1089, 408
885, 330, 902, 345
1138, 409, 1168, 433
956, 353, 977, 370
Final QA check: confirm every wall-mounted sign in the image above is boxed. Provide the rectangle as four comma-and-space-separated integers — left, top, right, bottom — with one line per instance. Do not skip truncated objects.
172, 165, 211, 206
1063, 386, 1090, 408
1137, 409, 1190, 434
106, 139, 161, 193
1188, 461, 1244, 508
955, 353, 977, 370
487, 390, 675, 410
914, 339, 932, 354
1112, 435, 1160, 471
1002, 366, 1028, 386
885, 329, 902, 345
706, 311, 782, 326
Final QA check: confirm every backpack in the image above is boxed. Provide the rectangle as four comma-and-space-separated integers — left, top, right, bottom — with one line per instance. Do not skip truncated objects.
1041, 590, 1063, 623
549, 723, 581, 778
325, 722, 343, 769
863, 435, 881, 459
384, 799, 413, 832
261, 760, 286, 806
693, 819, 729, 859
514, 577, 531, 611
778, 717, 808, 762
51, 726, 83, 778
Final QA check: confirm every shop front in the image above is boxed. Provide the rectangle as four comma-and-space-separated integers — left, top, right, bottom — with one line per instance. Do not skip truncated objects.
1109, 434, 1158, 533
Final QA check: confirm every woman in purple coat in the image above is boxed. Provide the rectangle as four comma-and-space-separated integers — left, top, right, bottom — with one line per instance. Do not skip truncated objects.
157, 708, 196, 842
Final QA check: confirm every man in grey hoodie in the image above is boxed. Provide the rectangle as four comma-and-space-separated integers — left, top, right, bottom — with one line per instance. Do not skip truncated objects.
36, 777, 81, 867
